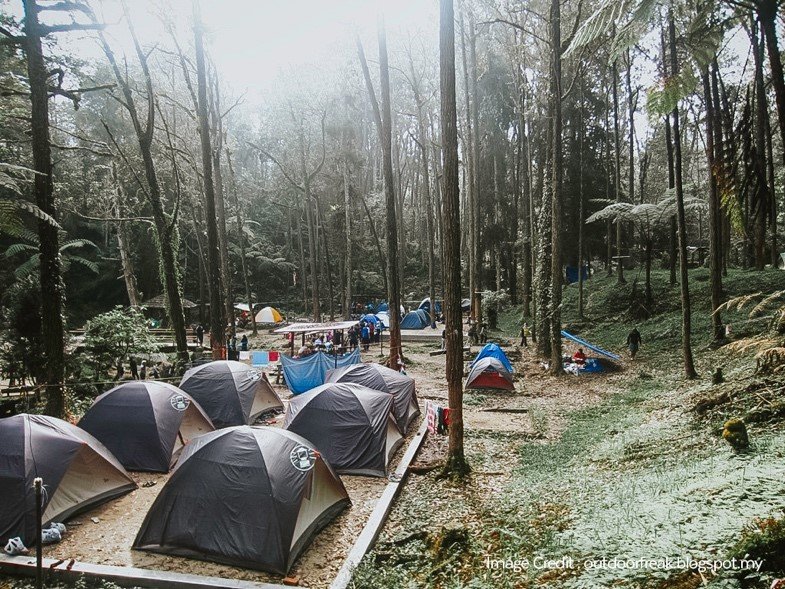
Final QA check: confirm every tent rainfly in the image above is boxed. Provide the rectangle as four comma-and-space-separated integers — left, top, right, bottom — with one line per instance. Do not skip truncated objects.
78, 381, 215, 472
375, 312, 390, 328
465, 357, 515, 391
0, 414, 136, 548
472, 343, 514, 373
400, 309, 430, 329
417, 297, 442, 314
255, 306, 283, 324
179, 361, 283, 429
134, 426, 349, 575
284, 383, 403, 477
325, 363, 420, 434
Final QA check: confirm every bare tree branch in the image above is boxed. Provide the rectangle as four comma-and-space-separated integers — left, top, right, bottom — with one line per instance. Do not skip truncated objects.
247, 141, 305, 192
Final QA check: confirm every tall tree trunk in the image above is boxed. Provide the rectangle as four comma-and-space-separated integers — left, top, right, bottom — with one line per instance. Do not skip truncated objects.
343, 159, 353, 320
23, 0, 66, 416
663, 27, 677, 285
604, 83, 613, 275
296, 207, 308, 314
469, 16, 482, 322
535, 153, 552, 358
750, 22, 770, 270
548, 0, 564, 374
112, 163, 139, 307
765, 86, 778, 267
440, 0, 469, 478
578, 82, 585, 320
409, 72, 437, 327
459, 5, 476, 318
520, 113, 532, 318
702, 67, 723, 341
758, 0, 785, 165
194, 2, 225, 359
316, 193, 335, 319
378, 21, 403, 366
361, 194, 388, 295
612, 60, 625, 284
300, 144, 321, 320
668, 14, 697, 379
359, 22, 404, 366
211, 104, 234, 339
226, 149, 256, 336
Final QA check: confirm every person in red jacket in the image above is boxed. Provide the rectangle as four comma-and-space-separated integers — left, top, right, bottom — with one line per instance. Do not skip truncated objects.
572, 348, 587, 365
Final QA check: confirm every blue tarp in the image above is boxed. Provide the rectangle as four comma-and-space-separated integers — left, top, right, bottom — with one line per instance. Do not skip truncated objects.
400, 309, 429, 329
281, 348, 361, 394
251, 351, 269, 367
561, 330, 621, 360
377, 302, 389, 312
471, 343, 514, 373
566, 265, 590, 284
361, 314, 379, 325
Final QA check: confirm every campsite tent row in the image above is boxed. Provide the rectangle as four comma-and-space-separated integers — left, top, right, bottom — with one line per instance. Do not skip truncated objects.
0, 414, 347, 576
280, 360, 420, 475
1, 358, 420, 575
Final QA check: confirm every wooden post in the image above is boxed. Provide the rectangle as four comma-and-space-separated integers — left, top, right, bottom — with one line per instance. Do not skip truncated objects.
34, 477, 42, 589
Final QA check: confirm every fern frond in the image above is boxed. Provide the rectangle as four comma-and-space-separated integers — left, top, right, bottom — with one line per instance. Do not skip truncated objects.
68, 256, 99, 274
750, 290, 785, 317
14, 254, 40, 279
5, 242, 36, 257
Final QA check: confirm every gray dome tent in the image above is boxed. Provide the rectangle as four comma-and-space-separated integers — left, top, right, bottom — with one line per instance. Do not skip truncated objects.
465, 357, 515, 391
133, 426, 349, 575
325, 363, 420, 434
78, 381, 215, 473
0, 414, 136, 548
284, 383, 403, 477
179, 360, 283, 428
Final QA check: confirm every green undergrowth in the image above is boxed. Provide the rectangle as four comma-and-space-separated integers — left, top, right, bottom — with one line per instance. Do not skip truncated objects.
353, 268, 785, 589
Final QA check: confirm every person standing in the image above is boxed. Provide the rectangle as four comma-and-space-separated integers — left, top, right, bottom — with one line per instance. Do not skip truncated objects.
626, 327, 642, 359
467, 322, 478, 346
361, 323, 371, 351
519, 322, 530, 348
196, 324, 204, 347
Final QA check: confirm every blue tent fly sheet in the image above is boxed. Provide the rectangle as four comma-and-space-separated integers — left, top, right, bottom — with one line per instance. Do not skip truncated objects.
471, 343, 514, 373
417, 298, 442, 314
561, 330, 621, 360
281, 349, 361, 394
400, 309, 429, 329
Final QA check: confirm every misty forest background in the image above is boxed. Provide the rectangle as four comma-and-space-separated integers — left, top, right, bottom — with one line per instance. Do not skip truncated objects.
1, 0, 784, 420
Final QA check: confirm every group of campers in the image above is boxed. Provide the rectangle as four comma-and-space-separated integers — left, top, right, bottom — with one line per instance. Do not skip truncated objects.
295, 331, 344, 357
349, 320, 381, 351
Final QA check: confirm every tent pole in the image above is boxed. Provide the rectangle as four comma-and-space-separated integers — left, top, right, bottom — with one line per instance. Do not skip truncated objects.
34, 477, 42, 589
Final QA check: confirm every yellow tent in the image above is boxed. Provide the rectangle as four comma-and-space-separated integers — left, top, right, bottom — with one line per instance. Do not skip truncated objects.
255, 306, 283, 324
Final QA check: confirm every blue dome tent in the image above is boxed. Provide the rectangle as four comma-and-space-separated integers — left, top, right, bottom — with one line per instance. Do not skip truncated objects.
400, 309, 430, 329
471, 343, 514, 373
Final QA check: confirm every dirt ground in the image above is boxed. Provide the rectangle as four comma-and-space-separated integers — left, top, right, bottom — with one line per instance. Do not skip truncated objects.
43, 327, 428, 587
41, 327, 619, 587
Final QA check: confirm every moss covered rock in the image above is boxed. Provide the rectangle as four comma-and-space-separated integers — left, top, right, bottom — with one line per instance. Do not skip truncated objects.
722, 418, 749, 450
